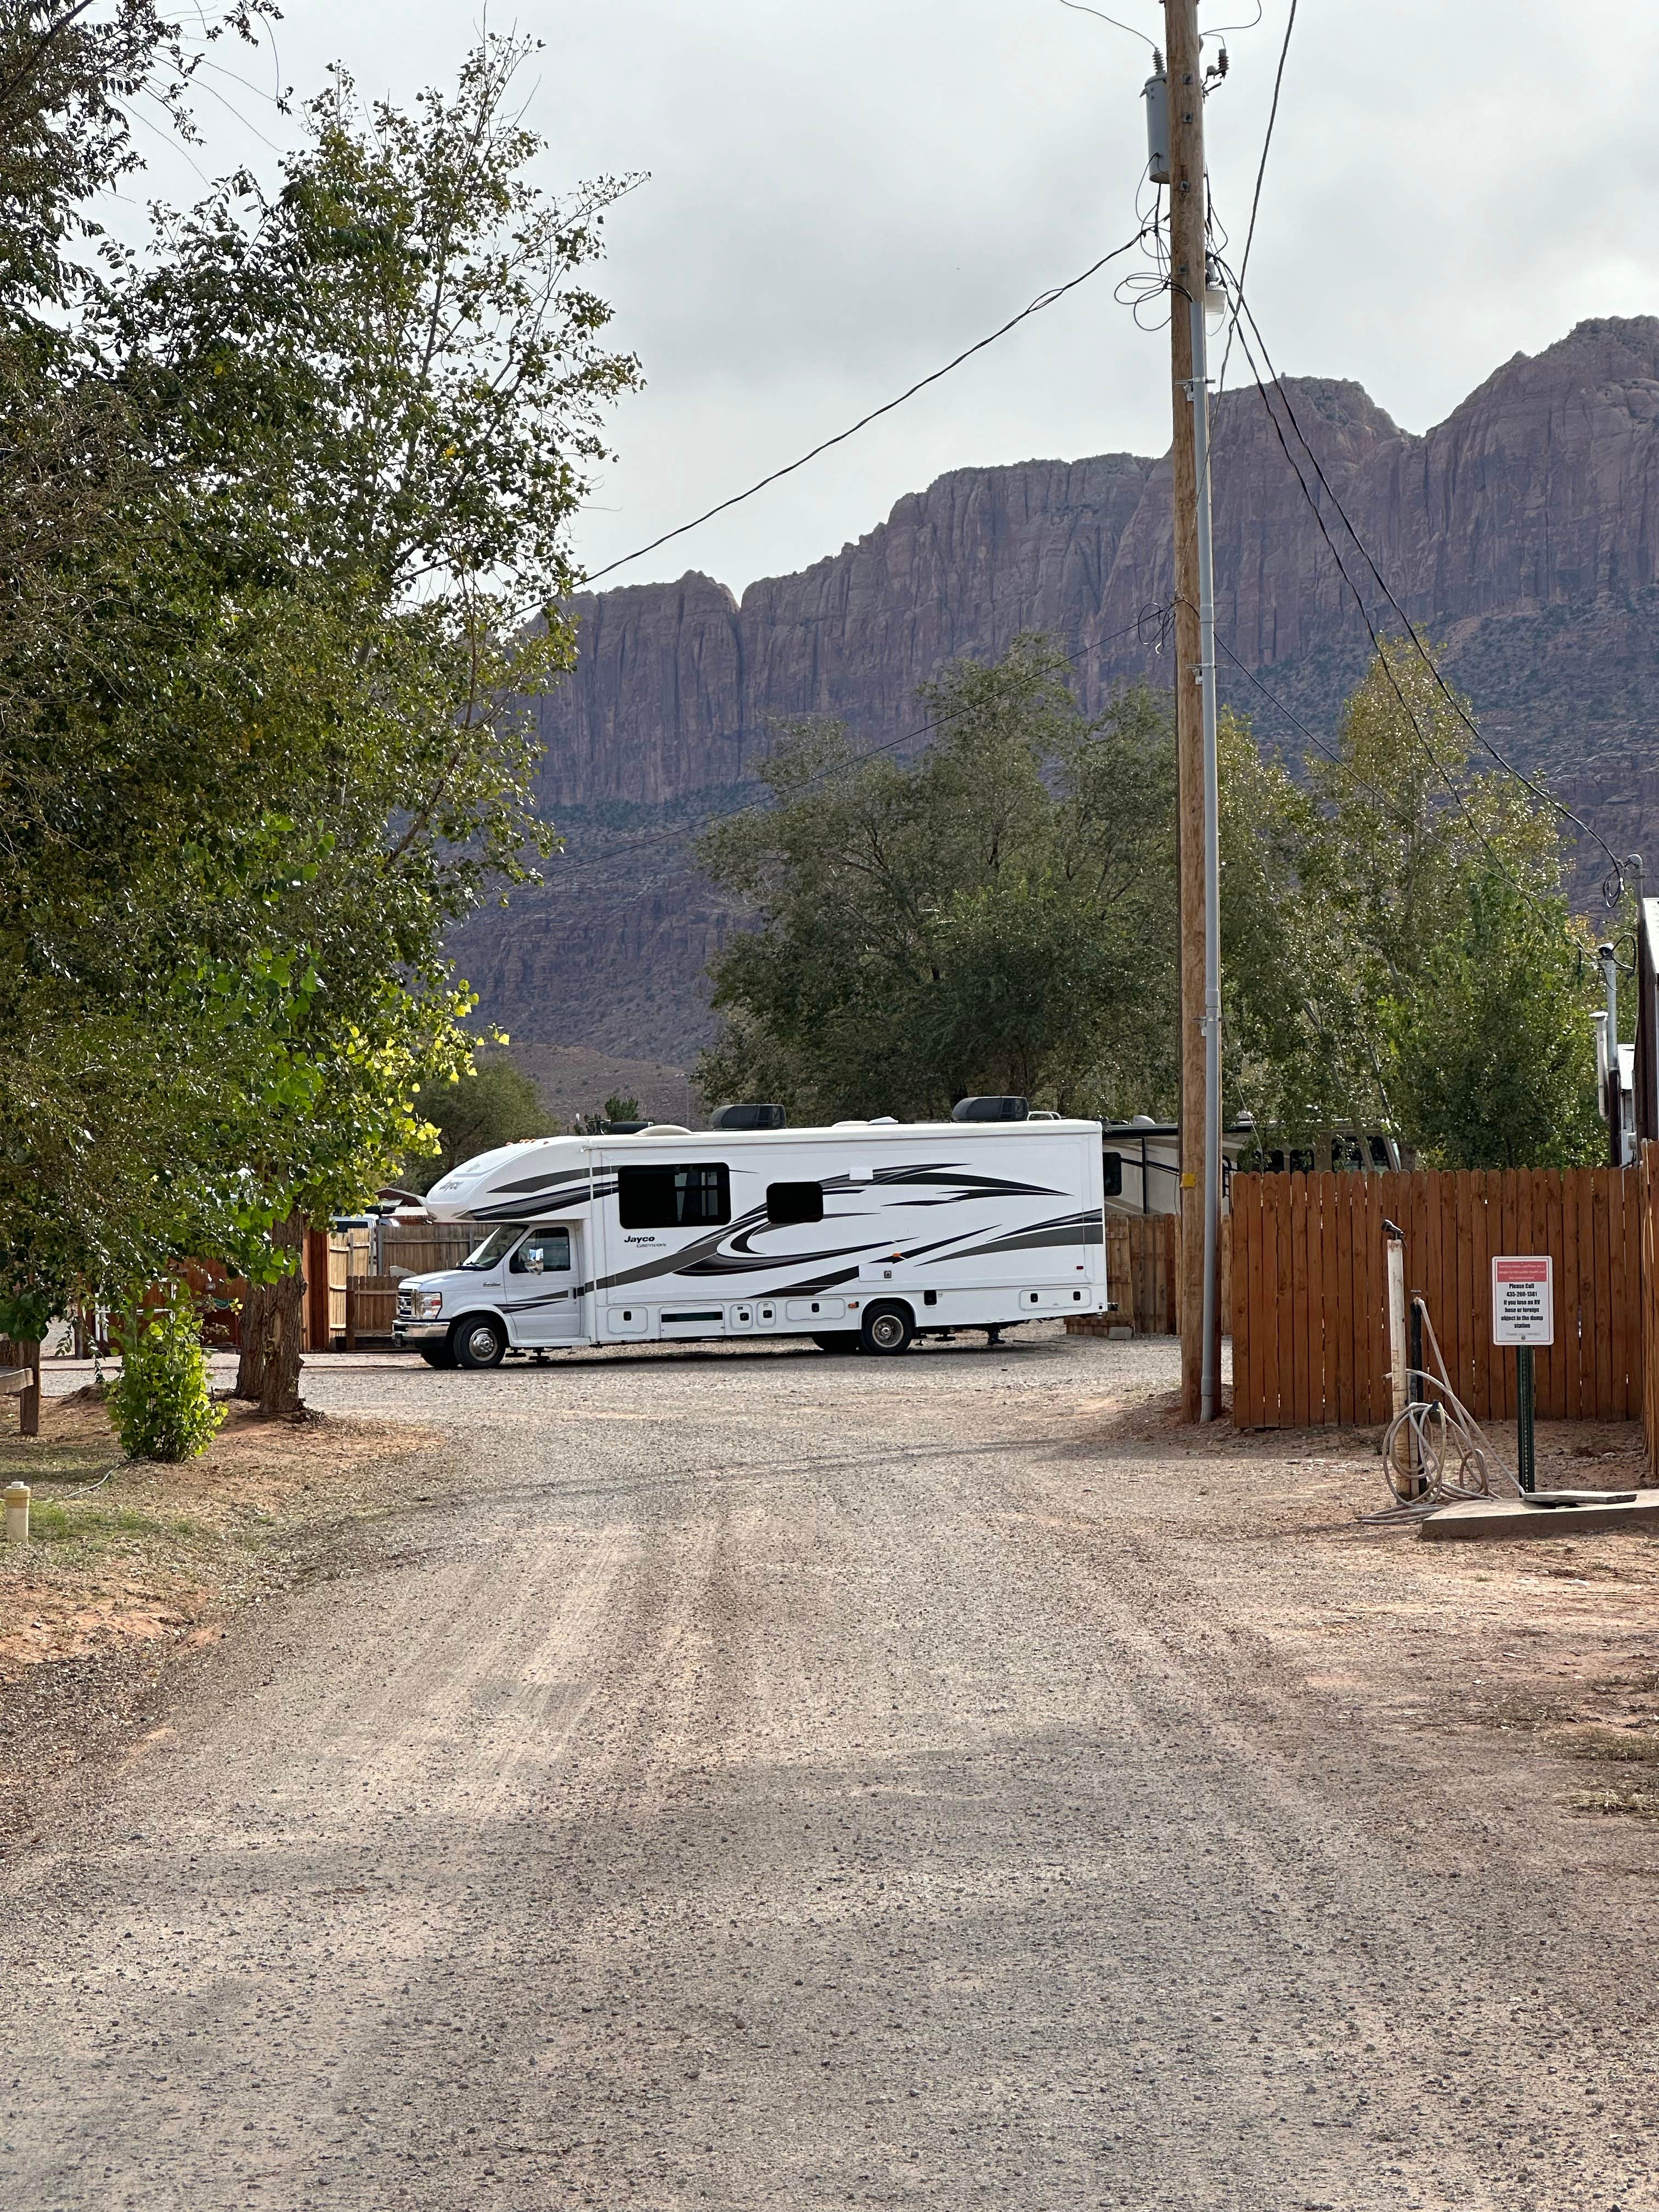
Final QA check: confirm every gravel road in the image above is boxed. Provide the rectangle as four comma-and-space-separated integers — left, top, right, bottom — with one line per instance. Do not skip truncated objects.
4, 1331, 1656, 2209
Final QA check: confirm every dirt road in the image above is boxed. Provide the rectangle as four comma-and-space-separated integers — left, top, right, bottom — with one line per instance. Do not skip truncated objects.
4, 1333, 1656, 2209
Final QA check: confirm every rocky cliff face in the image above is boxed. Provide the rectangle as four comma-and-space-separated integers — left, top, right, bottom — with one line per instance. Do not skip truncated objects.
454, 317, 1659, 1064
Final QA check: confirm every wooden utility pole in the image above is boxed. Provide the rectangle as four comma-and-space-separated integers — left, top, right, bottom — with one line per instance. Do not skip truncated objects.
1162, 0, 1222, 1420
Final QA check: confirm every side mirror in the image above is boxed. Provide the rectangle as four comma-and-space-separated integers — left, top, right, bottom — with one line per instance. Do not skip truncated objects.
526, 1254, 544, 1275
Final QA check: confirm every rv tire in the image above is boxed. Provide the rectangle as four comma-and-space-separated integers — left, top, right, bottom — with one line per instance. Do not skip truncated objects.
453, 1315, 507, 1370
859, 1302, 915, 1356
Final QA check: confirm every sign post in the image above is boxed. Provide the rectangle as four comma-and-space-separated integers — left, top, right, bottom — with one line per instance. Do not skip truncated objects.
1492, 1256, 1554, 1494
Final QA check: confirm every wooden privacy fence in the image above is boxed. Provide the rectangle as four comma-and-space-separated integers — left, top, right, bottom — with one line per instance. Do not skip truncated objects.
1069, 1214, 1233, 1339
1231, 1166, 1643, 1430
328, 1224, 485, 1346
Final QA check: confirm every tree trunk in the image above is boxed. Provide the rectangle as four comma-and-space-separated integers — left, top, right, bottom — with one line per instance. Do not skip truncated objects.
236, 1211, 308, 1415
235, 1278, 272, 1401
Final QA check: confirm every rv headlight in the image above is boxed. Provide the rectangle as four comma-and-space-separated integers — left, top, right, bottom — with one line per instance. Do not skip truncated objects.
416, 1291, 444, 1319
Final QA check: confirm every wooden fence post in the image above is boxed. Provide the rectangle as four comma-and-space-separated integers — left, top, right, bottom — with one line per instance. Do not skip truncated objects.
304, 1227, 331, 1353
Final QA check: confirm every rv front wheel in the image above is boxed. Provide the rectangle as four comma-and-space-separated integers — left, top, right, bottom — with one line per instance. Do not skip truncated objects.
453, 1316, 507, 1370
860, 1302, 914, 1356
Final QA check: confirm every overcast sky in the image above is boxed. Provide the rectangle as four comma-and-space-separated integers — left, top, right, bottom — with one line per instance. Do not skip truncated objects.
148, 2, 1659, 595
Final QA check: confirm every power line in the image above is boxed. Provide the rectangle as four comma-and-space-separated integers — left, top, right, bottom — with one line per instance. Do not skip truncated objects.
1223, 276, 1624, 894
1209, 628, 1397, 812
1057, 0, 1162, 52
578, 226, 1155, 589
1220, 311, 1558, 904
1214, 0, 1295, 395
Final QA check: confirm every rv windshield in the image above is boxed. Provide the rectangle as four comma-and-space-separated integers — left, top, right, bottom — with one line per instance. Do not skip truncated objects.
458, 1226, 523, 1271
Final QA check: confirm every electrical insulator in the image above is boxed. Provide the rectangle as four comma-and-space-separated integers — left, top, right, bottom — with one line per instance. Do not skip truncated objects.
1143, 67, 1170, 185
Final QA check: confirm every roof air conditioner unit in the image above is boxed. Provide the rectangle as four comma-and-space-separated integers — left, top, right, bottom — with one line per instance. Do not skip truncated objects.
951, 1096, 1029, 1122
710, 1102, 787, 1131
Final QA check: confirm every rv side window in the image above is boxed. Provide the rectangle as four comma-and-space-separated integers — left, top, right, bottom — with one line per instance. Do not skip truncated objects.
510, 1226, 571, 1273
766, 1181, 823, 1226
1102, 1151, 1124, 1198
617, 1163, 731, 1230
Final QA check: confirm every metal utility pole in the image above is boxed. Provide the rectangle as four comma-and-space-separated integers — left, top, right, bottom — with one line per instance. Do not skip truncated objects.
1159, 0, 1223, 1420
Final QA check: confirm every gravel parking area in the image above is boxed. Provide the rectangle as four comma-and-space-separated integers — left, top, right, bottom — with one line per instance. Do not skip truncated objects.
4, 1327, 1657, 2209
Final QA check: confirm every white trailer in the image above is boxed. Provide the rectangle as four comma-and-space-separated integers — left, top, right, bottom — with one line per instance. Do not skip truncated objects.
396, 1118, 1108, 1367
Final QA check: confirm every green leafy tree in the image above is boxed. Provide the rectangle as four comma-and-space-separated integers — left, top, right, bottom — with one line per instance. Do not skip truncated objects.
1386, 870, 1603, 1167
0, 29, 641, 1410
696, 640, 1177, 1122
1222, 643, 1604, 1169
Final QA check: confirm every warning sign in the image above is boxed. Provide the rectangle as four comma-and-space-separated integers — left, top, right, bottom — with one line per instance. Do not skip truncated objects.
1492, 1255, 1554, 1346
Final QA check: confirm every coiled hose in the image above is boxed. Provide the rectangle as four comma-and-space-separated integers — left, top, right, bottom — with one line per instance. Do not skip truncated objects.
1362, 1305, 1521, 1525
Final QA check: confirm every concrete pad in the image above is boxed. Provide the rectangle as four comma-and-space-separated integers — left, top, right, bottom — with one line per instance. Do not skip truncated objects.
1420, 1488, 1659, 1541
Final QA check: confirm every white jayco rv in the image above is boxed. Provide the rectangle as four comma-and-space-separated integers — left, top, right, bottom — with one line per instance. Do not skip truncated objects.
395, 1105, 1108, 1367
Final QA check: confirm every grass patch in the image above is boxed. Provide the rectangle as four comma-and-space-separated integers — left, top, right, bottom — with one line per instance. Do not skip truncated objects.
24, 1498, 204, 1550
1573, 1786, 1659, 1819
1553, 1724, 1659, 1765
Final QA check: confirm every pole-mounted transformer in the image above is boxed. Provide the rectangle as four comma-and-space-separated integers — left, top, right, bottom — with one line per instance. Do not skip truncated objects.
1143, 54, 1170, 184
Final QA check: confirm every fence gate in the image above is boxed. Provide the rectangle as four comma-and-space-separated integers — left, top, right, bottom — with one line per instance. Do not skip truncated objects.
1231, 1165, 1643, 1429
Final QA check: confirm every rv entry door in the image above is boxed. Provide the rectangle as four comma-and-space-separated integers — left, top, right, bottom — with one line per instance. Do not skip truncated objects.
504, 1224, 583, 1345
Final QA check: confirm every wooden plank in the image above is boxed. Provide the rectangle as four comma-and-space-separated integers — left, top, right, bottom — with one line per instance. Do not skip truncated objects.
1625, 1165, 1644, 1419
1423, 1165, 1446, 1398
1333, 1174, 1356, 1428
1495, 1177, 1522, 1415
1329, 1171, 1347, 1425
1336, 1177, 1353, 1415
1229, 1180, 1252, 1424
1561, 1167, 1584, 1420
1308, 1172, 1328, 1424
1351, 1172, 1373, 1425
1247, 1184, 1267, 1424
1307, 1171, 1323, 1425
1403, 1170, 1426, 1413
1351, 1175, 1374, 1425
1540, 1171, 1565, 1419
1249, 1182, 1267, 1421
1602, 1169, 1624, 1421
1579, 1166, 1601, 1420
1560, 1169, 1578, 1419
1592, 1170, 1616, 1419
1522, 1177, 1548, 1415
1312, 1171, 1327, 1424
1245, 1178, 1266, 1426
1628, 1177, 1637, 1415
1289, 1175, 1310, 1428
1451, 1169, 1474, 1413
1466, 1171, 1489, 1421
1264, 1178, 1285, 1426
1435, 1170, 1455, 1406
1376, 1173, 1401, 1422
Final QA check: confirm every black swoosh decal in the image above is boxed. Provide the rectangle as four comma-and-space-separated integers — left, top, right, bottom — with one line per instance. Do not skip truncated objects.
471, 1177, 617, 1223
930, 1209, 1104, 1262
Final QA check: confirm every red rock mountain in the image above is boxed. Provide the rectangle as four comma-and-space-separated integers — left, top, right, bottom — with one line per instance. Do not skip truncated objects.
452, 317, 1659, 1065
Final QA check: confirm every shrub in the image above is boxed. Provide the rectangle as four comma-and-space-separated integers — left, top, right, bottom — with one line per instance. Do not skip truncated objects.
111, 1284, 225, 1462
